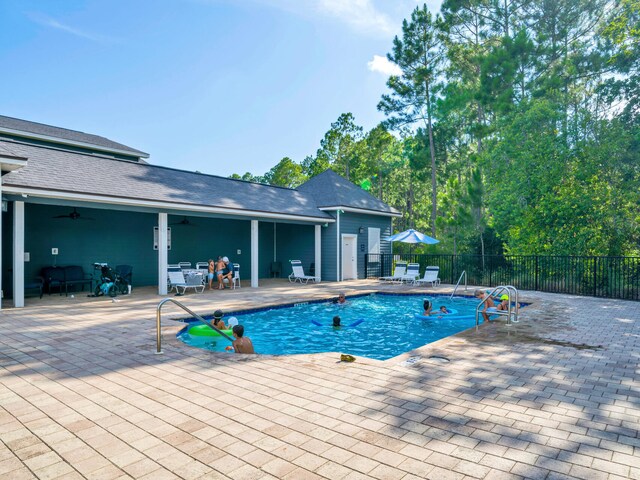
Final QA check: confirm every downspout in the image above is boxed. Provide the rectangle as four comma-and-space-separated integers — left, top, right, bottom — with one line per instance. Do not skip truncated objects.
336, 209, 341, 282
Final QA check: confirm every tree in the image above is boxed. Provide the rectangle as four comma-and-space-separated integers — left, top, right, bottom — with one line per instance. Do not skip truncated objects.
315, 113, 363, 180
263, 157, 307, 188
378, 4, 444, 237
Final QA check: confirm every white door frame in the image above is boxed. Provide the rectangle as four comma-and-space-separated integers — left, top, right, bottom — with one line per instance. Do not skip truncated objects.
341, 234, 357, 281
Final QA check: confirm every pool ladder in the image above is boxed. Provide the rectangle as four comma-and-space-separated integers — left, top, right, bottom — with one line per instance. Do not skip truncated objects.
155, 297, 233, 354
449, 271, 467, 301
475, 285, 519, 327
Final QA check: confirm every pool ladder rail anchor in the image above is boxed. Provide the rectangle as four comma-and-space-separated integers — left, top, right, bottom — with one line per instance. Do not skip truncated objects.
155, 297, 233, 354
475, 285, 519, 327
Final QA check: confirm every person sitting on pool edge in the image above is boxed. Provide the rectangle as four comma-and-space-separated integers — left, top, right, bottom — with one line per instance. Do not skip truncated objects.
211, 309, 227, 330
475, 289, 496, 322
225, 325, 255, 354
497, 294, 510, 311
334, 293, 346, 304
423, 299, 433, 316
332, 315, 341, 327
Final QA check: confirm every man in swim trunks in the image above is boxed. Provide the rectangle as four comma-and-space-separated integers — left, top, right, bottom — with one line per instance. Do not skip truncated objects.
475, 289, 496, 322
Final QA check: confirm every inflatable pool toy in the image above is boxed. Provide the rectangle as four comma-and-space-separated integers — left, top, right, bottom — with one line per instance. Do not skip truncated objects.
311, 319, 364, 327
227, 317, 239, 328
188, 324, 233, 337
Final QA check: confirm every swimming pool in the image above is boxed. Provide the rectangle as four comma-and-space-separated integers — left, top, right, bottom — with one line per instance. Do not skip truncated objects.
177, 293, 483, 360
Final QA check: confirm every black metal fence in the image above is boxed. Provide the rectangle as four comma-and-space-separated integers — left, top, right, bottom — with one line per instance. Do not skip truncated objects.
364, 253, 640, 300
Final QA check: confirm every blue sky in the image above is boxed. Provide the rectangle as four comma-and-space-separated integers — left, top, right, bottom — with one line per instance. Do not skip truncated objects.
0, 0, 442, 177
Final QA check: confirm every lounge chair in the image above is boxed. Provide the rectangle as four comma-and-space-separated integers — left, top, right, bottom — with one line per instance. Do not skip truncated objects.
168, 266, 204, 294
288, 260, 317, 284
231, 263, 241, 289
414, 266, 441, 287
379, 262, 407, 283
178, 262, 192, 269
399, 263, 420, 284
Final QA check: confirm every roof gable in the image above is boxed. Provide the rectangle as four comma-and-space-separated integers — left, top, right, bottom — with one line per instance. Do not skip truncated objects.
297, 169, 399, 215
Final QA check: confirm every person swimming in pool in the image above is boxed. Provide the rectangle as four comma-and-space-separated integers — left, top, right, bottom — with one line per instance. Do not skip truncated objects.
438, 306, 450, 314
423, 300, 433, 316
497, 294, 510, 311
334, 293, 347, 304
332, 315, 341, 327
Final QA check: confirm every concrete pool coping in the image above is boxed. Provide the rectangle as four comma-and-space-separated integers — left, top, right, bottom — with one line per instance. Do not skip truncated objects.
1, 279, 639, 479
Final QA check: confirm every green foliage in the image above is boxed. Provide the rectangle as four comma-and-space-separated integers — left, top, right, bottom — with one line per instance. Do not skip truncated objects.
234, 1, 640, 258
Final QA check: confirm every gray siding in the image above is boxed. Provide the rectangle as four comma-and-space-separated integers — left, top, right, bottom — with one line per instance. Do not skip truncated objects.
276, 224, 315, 279
319, 211, 391, 281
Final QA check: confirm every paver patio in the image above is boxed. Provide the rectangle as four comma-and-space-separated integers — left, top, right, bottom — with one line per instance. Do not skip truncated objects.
1, 280, 639, 479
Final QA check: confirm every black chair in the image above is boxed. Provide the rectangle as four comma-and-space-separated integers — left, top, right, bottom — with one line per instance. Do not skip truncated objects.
25, 277, 44, 299
63, 266, 93, 296
269, 261, 282, 278
115, 265, 133, 286
41, 266, 65, 295
309, 262, 315, 276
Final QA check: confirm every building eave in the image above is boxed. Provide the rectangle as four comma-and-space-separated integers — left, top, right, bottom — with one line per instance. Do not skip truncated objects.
1, 186, 336, 223
319, 206, 402, 218
0, 126, 149, 159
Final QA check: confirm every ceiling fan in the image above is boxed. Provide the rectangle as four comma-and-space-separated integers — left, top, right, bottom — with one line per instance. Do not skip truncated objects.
170, 216, 196, 226
53, 208, 94, 220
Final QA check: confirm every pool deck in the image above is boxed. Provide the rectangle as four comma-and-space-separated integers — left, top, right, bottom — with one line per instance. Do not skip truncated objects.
1, 279, 639, 479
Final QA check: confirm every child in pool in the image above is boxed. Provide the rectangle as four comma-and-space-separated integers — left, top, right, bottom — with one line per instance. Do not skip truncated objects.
497, 294, 510, 311
332, 315, 341, 327
225, 325, 255, 354
211, 309, 227, 330
438, 306, 450, 314
423, 300, 433, 316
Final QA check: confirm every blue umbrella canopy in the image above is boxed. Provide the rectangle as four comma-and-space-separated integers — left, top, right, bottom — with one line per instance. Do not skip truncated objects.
385, 228, 439, 244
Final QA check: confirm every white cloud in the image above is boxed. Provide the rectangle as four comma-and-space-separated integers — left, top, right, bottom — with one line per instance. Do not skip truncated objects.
317, 0, 393, 35
367, 54, 402, 76
27, 12, 118, 44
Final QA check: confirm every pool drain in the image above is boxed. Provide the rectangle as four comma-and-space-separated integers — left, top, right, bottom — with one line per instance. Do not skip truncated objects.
399, 356, 421, 367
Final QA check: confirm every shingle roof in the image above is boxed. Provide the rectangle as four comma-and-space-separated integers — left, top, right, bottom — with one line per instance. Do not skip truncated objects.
297, 169, 399, 215
0, 140, 331, 221
0, 115, 148, 158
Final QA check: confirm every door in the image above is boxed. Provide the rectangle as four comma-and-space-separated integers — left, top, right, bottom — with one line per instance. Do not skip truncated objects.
341, 234, 357, 280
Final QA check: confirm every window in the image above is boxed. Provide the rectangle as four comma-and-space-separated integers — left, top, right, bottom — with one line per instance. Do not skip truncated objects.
368, 227, 380, 254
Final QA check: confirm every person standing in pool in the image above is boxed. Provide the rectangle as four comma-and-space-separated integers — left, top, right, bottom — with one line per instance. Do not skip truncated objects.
475, 290, 496, 322
229, 325, 254, 354
334, 293, 346, 304
497, 294, 510, 311
332, 315, 341, 327
423, 300, 433, 316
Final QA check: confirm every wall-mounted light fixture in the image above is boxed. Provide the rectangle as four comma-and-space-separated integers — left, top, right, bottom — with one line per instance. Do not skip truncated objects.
358, 226, 365, 234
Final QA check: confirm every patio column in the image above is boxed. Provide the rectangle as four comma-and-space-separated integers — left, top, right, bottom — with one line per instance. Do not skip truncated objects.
158, 212, 168, 295
13, 201, 25, 308
251, 220, 258, 288
315, 224, 321, 282
0, 179, 2, 311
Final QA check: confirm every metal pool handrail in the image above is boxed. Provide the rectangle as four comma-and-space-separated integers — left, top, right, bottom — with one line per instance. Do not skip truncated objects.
449, 270, 467, 300
474, 285, 519, 327
156, 297, 233, 354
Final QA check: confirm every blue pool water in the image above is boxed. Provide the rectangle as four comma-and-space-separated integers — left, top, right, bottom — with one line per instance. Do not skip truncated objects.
177, 294, 481, 360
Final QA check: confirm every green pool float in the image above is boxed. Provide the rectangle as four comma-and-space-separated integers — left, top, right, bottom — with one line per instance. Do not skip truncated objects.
188, 324, 233, 337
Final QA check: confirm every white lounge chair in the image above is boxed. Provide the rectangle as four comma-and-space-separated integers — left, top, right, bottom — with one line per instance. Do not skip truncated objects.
178, 262, 192, 269
196, 262, 209, 285
414, 266, 441, 287
168, 266, 204, 294
379, 262, 407, 283
399, 263, 420, 284
288, 260, 316, 284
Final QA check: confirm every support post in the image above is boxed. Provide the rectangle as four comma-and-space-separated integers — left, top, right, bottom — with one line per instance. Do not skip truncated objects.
0, 179, 2, 310
251, 220, 259, 288
13, 201, 25, 308
158, 213, 168, 295
315, 224, 321, 282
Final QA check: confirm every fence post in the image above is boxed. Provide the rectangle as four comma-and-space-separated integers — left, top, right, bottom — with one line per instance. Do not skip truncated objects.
535, 256, 539, 291
364, 254, 368, 279
593, 256, 597, 297
450, 255, 454, 284
381, 254, 385, 279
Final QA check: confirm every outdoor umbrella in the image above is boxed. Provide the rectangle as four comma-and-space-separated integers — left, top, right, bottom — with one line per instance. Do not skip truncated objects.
385, 228, 439, 254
